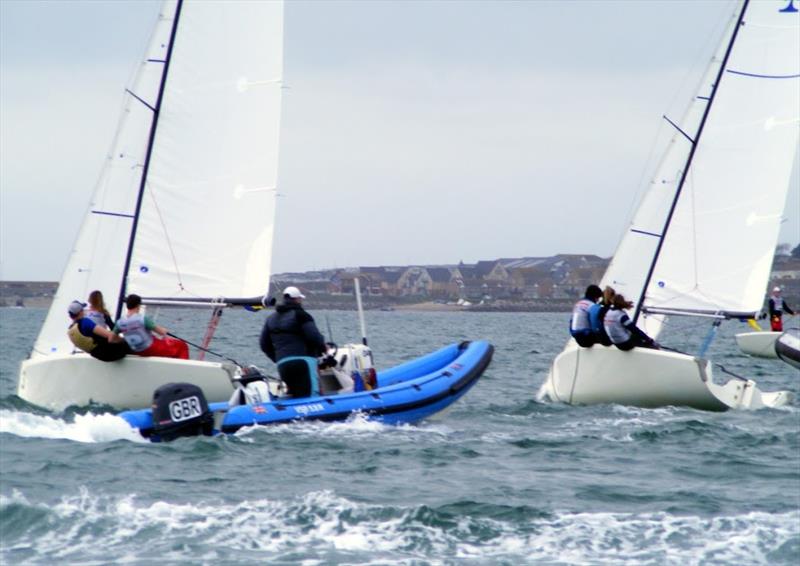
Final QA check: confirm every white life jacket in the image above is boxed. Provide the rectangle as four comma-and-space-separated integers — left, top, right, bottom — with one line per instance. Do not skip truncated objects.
116, 312, 154, 352
85, 308, 108, 329
604, 308, 632, 344
570, 299, 594, 333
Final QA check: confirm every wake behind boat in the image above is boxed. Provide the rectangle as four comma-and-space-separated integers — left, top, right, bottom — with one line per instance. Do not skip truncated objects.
539, 0, 799, 411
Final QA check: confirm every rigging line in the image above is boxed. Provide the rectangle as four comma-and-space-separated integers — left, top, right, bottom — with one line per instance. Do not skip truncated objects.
145, 181, 185, 291
166, 332, 241, 366
116, 0, 185, 320
689, 167, 699, 290
658, 345, 749, 381
632, 0, 751, 325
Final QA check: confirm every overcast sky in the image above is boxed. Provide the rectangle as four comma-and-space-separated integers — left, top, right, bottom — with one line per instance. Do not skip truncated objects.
1, 0, 798, 281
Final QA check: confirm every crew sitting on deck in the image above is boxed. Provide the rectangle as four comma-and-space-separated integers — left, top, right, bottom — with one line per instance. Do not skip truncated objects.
604, 294, 659, 351
588, 286, 615, 347
570, 285, 603, 347
114, 294, 189, 359
259, 286, 327, 397
86, 289, 114, 329
66, 300, 131, 362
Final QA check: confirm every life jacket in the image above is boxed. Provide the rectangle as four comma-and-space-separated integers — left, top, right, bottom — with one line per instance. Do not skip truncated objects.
116, 312, 154, 352
67, 321, 96, 353
86, 309, 109, 329
604, 308, 632, 344
570, 298, 594, 333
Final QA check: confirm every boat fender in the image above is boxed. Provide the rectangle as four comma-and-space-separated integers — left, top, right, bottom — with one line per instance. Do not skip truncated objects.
151, 382, 213, 441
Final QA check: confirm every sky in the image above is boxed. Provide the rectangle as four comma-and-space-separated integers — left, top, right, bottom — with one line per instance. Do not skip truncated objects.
1, 0, 798, 282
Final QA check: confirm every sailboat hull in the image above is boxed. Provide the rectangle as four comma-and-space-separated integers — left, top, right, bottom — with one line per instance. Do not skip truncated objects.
17, 354, 236, 411
734, 331, 781, 358
120, 340, 494, 439
539, 342, 792, 411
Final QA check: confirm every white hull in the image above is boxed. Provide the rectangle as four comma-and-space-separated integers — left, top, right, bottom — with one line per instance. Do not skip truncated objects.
18, 354, 237, 411
735, 331, 780, 358
538, 343, 792, 411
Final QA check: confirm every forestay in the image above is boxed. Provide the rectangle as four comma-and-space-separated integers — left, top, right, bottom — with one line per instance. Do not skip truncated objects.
602, 0, 800, 332
32, 0, 285, 358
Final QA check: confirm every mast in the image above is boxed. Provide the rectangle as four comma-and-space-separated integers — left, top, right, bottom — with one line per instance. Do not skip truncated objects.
115, 0, 185, 320
632, 0, 750, 324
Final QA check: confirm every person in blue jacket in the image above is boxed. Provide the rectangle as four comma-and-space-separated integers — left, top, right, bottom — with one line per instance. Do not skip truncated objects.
588, 286, 615, 347
570, 284, 603, 347
259, 286, 327, 397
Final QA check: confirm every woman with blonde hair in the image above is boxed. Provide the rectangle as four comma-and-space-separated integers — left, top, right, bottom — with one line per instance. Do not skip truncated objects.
588, 286, 616, 346
603, 293, 658, 351
86, 290, 114, 329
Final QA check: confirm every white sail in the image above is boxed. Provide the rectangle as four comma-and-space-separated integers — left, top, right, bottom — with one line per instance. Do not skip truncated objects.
31, 0, 284, 358
32, 1, 180, 358
603, 0, 800, 323
127, 0, 284, 300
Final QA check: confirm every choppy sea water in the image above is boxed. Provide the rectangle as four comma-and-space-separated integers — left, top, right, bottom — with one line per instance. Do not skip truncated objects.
0, 307, 798, 565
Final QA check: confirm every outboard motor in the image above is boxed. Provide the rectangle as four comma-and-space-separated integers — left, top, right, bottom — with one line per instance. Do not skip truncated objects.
151, 382, 213, 441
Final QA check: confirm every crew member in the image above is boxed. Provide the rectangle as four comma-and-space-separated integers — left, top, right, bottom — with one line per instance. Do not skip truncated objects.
114, 294, 189, 359
604, 294, 658, 351
570, 284, 603, 347
768, 286, 794, 332
86, 289, 114, 329
259, 286, 327, 397
588, 286, 615, 346
66, 300, 130, 362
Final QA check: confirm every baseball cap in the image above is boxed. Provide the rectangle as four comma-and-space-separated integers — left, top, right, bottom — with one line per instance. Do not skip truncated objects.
283, 286, 306, 299
773, 286, 781, 292
68, 300, 86, 317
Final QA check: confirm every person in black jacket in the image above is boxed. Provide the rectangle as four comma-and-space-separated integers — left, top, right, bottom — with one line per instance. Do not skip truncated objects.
768, 286, 795, 332
259, 286, 327, 397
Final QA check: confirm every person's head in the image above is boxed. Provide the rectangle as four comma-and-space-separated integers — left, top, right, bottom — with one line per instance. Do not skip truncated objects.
88, 290, 106, 311
603, 286, 616, 305
773, 286, 781, 296
125, 294, 142, 310
68, 300, 86, 320
584, 284, 603, 302
612, 294, 634, 310
283, 286, 305, 304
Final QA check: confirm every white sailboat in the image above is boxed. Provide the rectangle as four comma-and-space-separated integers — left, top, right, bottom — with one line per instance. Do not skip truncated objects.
539, 0, 799, 411
18, 0, 285, 410
735, 330, 781, 358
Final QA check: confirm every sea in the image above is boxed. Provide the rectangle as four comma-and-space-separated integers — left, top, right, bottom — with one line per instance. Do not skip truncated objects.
0, 307, 798, 565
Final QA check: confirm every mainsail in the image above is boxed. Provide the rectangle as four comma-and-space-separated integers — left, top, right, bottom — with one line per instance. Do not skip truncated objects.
32, 0, 285, 358
602, 0, 800, 331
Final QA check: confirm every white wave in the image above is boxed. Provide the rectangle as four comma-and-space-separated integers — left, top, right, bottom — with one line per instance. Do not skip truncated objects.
235, 411, 452, 441
2, 487, 797, 564
0, 409, 145, 443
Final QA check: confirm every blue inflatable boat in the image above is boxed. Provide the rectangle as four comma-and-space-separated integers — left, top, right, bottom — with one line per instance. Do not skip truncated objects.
120, 340, 493, 440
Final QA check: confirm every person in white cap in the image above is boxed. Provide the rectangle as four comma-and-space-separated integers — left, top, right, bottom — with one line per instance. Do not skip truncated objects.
259, 286, 327, 397
66, 300, 130, 361
768, 286, 794, 332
